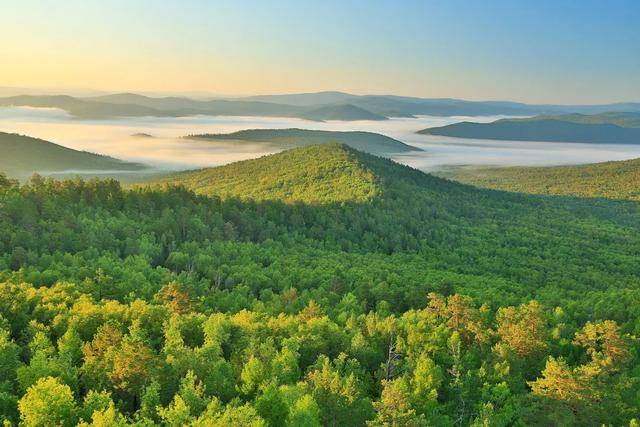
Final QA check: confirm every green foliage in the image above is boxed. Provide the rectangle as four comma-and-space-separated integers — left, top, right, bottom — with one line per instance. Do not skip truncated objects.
137, 380, 161, 422
288, 394, 322, 427
81, 390, 114, 421
453, 157, 640, 201
152, 143, 381, 203
307, 355, 374, 426
158, 394, 192, 426
0, 329, 20, 384
255, 383, 289, 427
18, 377, 78, 427
0, 145, 640, 425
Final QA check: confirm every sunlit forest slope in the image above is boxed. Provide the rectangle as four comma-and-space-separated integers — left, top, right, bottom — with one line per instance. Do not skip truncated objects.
0, 144, 639, 425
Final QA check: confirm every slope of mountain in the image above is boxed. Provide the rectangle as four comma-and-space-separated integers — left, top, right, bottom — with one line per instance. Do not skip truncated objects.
419, 113, 640, 143
89, 94, 381, 121
85, 93, 304, 117
186, 128, 417, 154
238, 92, 640, 116
240, 90, 356, 106
150, 144, 380, 203
520, 112, 640, 128
0, 95, 175, 119
0, 132, 146, 178
4, 143, 640, 424
86, 92, 195, 108
452, 157, 640, 201
350, 96, 538, 117
0, 94, 349, 120
367, 98, 640, 116
144, 144, 640, 305
298, 104, 387, 121
144, 144, 640, 294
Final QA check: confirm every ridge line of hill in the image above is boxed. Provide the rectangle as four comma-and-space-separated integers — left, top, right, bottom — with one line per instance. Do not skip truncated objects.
185, 128, 419, 154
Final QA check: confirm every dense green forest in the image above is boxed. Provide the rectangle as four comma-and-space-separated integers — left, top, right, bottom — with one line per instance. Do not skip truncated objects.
0, 132, 146, 180
186, 129, 417, 155
1, 144, 639, 426
452, 157, 640, 201
419, 112, 640, 144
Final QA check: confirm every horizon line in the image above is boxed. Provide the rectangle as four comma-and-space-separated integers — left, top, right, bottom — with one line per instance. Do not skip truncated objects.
1, 85, 638, 107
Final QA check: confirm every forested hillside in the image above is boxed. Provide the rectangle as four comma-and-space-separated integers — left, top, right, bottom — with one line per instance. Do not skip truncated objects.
150, 144, 380, 203
452, 157, 640, 201
419, 112, 640, 144
0, 132, 146, 179
186, 129, 417, 154
0, 145, 639, 425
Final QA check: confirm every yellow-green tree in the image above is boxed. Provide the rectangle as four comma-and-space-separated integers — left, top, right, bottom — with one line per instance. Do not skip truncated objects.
18, 377, 78, 427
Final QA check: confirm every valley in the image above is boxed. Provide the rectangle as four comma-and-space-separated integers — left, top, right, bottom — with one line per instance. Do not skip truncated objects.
4, 106, 640, 177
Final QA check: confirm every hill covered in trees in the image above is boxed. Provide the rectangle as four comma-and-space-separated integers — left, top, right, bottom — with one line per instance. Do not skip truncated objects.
452, 157, 640, 201
1, 144, 640, 425
0, 132, 146, 179
419, 112, 640, 144
150, 144, 380, 203
186, 128, 417, 155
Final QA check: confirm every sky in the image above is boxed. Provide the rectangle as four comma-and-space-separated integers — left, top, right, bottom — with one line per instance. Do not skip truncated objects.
1, 0, 639, 104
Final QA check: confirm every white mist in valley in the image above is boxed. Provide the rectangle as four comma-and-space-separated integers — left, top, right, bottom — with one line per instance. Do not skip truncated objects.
3, 106, 640, 173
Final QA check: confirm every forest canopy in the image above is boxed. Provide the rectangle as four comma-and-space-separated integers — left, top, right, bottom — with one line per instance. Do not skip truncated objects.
451, 156, 640, 202
0, 144, 639, 426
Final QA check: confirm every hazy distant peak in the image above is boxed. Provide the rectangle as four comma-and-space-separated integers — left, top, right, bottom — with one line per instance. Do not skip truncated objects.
240, 91, 357, 106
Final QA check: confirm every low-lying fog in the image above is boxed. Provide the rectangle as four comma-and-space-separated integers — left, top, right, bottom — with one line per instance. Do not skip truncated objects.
4, 106, 640, 173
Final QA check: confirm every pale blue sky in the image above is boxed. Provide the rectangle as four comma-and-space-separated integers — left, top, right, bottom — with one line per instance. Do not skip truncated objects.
2, 0, 639, 103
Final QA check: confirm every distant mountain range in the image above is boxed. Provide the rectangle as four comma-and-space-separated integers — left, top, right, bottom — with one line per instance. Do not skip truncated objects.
236, 91, 640, 117
1, 91, 638, 121
419, 112, 640, 144
186, 128, 417, 154
0, 132, 146, 179
299, 104, 387, 121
